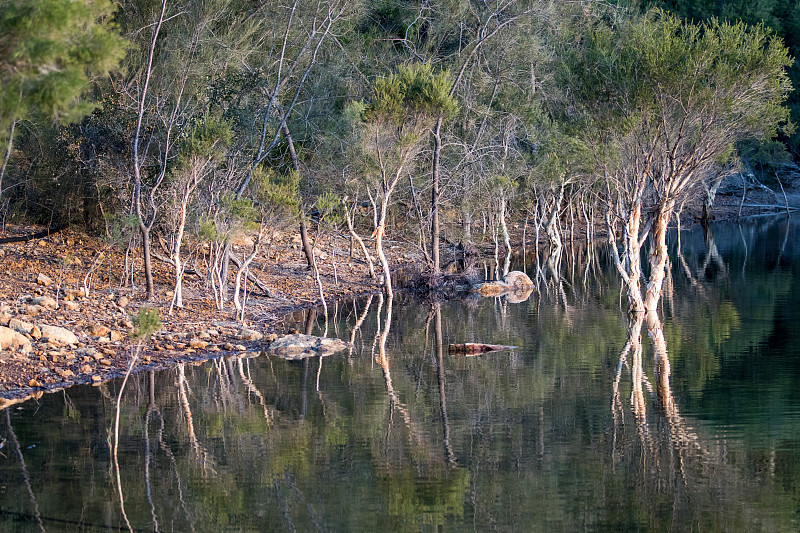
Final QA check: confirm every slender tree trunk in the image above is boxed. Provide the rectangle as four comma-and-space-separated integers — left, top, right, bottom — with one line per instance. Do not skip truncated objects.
170, 199, 188, 312
625, 204, 645, 313
343, 200, 375, 278
431, 117, 443, 276
375, 219, 393, 298
299, 217, 314, 269
499, 197, 511, 277
132, 0, 167, 301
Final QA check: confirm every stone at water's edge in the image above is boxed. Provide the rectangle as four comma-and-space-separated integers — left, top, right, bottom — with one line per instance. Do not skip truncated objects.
267, 334, 351, 360
474, 270, 534, 298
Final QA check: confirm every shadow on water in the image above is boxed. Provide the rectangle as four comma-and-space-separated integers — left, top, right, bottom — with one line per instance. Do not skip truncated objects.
0, 216, 799, 531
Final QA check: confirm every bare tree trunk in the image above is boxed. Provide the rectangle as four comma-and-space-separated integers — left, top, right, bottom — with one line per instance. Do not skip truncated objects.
343, 199, 375, 278
299, 217, 314, 269
132, 0, 168, 301
170, 197, 188, 313
499, 196, 511, 277
606, 202, 645, 313
233, 223, 266, 322
431, 117, 443, 276
375, 220, 393, 298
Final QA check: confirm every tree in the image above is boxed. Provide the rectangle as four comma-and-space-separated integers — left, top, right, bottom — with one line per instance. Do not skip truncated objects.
0, 0, 125, 205
359, 63, 457, 297
561, 8, 792, 311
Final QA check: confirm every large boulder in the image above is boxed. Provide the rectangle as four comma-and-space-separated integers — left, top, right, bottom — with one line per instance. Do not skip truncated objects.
267, 334, 351, 360
0, 326, 32, 353
39, 325, 79, 345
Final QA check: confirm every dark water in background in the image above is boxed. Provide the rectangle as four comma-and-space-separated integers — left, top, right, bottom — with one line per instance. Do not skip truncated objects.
0, 216, 799, 532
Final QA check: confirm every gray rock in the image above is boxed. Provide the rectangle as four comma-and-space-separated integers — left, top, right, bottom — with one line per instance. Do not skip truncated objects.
267, 334, 351, 360
8, 318, 34, 335
36, 273, 53, 287
32, 295, 58, 309
40, 325, 79, 345
0, 326, 32, 353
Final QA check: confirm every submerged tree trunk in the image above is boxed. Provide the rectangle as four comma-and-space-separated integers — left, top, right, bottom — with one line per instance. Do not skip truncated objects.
607, 200, 645, 313
644, 200, 674, 311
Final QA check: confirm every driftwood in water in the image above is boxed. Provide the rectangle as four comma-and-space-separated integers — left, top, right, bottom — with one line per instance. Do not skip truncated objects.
448, 343, 517, 355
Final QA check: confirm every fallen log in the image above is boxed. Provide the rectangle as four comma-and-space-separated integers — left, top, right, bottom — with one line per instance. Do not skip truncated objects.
448, 343, 517, 355
0, 223, 68, 244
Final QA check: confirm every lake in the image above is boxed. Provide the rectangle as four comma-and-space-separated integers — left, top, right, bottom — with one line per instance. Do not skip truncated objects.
1, 217, 799, 532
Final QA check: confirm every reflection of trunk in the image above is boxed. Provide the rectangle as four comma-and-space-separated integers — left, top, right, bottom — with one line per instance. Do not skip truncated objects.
626, 313, 647, 423
144, 372, 160, 531
701, 222, 727, 277
6, 409, 45, 533
646, 312, 674, 417
644, 201, 674, 311
349, 295, 373, 349
433, 303, 456, 465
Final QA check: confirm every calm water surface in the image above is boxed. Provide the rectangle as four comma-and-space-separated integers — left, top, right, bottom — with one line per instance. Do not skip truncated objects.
1, 217, 799, 532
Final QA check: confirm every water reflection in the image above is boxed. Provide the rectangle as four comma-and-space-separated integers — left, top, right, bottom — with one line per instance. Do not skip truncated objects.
0, 218, 799, 531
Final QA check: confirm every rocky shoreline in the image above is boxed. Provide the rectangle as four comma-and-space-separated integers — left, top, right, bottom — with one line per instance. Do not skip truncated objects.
0, 227, 399, 407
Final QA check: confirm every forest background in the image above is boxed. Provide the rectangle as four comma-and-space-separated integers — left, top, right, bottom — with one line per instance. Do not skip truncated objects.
0, 0, 796, 311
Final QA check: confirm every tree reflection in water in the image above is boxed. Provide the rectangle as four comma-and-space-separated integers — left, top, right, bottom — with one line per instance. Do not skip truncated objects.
1, 219, 799, 531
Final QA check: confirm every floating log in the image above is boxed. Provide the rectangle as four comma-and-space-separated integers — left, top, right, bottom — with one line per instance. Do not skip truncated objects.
448, 343, 517, 355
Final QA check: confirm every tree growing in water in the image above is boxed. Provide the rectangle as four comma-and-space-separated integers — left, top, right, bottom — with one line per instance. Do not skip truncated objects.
561, 8, 792, 312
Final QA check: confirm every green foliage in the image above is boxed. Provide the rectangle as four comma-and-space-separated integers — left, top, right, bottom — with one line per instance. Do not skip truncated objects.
130, 306, 161, 340
364, 63, 458, 124
254, 168, 300, 215
104, 213, 139, 249
0, 0, 126, 137
656, 0, 800, 158
221, 194, 259, 226
197, 217, 219, 242
178, 114, 233, 165
557, 7, 792, 196
315, 191, 342, 225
